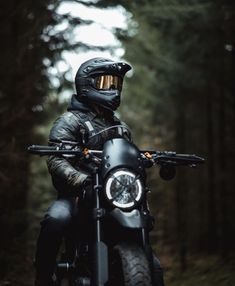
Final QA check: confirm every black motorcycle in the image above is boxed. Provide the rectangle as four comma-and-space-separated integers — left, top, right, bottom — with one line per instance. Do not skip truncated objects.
28, 131, 204, 286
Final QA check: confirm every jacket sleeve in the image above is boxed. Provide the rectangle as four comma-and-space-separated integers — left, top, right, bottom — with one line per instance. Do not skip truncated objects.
47, 112, 88, 194
120, 120, 132, 142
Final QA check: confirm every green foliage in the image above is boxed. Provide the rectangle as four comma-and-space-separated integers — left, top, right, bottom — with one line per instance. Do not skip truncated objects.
95, 0, 235, 262
1, 0, 235, 283
0, 0, 92, 282
165, 256, 235, 286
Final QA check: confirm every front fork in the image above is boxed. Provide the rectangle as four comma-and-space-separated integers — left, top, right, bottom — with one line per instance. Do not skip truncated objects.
91, 172, 108, 286
91, 175, 157, 286
141, 197, 156, 285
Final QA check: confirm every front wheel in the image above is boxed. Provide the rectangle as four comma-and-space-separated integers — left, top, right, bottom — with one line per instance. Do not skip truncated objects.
109, 242, 152, 286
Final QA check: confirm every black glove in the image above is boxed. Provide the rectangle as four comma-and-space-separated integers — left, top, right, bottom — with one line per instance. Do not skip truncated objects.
82, 176, 93, 200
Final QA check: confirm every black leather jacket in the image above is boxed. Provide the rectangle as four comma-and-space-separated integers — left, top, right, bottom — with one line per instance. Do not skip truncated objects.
47, 95, 132, 196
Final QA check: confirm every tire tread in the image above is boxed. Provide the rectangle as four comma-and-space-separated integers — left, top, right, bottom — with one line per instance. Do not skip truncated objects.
113, 242, 152, 286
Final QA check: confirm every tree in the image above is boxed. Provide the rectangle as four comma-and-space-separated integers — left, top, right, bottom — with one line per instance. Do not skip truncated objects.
0, 0, 94, 282
95, 0, 235, 261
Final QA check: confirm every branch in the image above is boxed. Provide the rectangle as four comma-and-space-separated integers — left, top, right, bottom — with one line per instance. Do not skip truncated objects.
58, 0, 98, 7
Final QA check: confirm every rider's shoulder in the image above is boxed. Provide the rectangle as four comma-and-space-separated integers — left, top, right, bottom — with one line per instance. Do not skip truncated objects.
54, 111, 84, 127
49, 111, 83, 141
113, 115, 130, 131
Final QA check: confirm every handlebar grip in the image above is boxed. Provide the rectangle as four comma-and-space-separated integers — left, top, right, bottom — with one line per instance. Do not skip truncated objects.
27, 145, 83, 157
29, 145, 58, 150
152, 152, 205, 166
175, 154, 205, 165
27, 145, 58, 154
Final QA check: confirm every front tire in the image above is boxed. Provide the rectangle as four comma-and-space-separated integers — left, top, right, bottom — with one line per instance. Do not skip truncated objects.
109, 242, 152, 286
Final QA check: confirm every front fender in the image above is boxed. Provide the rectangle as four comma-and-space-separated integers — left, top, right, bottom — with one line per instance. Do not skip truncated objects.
109, 208, 148, 229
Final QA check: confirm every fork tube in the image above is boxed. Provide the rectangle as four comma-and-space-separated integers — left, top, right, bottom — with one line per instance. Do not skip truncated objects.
94, 173, 101, 241
92, 172, 108, 286
140, 203, 154, 282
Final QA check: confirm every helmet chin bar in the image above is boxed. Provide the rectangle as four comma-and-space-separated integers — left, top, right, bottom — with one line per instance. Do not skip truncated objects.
82, 88, 121, 111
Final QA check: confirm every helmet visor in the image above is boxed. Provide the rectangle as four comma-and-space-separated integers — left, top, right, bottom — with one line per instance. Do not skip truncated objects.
94, 75, 123, 91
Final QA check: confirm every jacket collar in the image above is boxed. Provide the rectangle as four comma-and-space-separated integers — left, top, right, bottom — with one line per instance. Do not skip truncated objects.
67, 94, 114, 120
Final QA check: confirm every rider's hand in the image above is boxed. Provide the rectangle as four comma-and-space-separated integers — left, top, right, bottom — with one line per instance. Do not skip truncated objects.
82, 176, 92, 187
82, 176, 93, 200
69, 172, 89, 198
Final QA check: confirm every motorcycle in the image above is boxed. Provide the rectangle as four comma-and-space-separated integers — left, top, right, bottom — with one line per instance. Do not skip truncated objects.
28, 128, 204, 286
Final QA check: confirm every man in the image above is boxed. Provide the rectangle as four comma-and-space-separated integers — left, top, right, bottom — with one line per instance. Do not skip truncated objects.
34, 57, 164, 286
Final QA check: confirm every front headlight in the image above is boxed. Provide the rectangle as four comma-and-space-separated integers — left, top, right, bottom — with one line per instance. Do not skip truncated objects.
105, 169, 143, 210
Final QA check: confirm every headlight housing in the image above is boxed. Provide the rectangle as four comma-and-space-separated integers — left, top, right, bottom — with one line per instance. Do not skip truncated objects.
105, 169, 143, 210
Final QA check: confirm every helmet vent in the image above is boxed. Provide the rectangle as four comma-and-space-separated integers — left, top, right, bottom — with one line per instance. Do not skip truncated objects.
83, 66, 92, 73
94, 58, 109, 63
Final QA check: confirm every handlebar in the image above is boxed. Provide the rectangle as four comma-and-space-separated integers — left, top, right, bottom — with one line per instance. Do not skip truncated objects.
28, 145, 204, 168
151, 151, 204, 167
28, 145, 83, 156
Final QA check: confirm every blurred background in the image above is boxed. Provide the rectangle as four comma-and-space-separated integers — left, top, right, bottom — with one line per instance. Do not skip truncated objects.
0, 0, 235, 285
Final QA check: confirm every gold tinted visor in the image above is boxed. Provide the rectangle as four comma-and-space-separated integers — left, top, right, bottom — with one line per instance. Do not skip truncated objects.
94, 75, 123, 90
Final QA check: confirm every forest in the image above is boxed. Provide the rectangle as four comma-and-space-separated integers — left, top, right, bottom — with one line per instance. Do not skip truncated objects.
0, 0, 235, 285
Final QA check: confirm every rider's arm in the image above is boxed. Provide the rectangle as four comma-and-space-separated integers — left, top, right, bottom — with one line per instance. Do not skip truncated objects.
120, 120, 132, 142
47, 112, 88, 194
113, 114, 132, 142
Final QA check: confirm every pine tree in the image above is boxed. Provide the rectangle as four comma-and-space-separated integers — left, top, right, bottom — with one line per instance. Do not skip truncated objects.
0, 0, 93, 281
95, 0, 235, 259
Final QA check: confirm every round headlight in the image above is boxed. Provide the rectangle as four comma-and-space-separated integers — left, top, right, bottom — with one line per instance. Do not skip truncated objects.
105, 169, 143, 210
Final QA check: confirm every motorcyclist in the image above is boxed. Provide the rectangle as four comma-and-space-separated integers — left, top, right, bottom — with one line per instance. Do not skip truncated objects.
34, 57, 164, 286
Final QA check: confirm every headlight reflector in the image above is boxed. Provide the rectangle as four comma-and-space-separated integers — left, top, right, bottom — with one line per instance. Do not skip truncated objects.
105, 169, 143, 209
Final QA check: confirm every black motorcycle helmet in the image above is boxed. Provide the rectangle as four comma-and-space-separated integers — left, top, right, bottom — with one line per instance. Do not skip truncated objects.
75, 57, 132, 111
